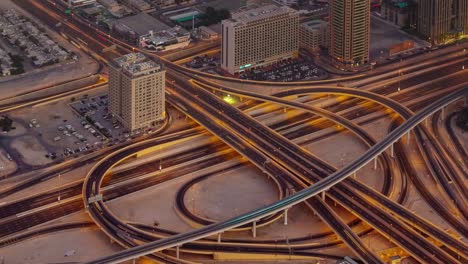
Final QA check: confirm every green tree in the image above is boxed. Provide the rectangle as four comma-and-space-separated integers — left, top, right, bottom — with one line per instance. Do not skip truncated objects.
0, 116, 14, 132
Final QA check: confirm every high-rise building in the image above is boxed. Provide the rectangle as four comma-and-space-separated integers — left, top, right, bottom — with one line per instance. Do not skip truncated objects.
329, 0, 371, 68
381, 0, 417, 28
454, 0, 468, 36
221, 5, 299, 74
417, 0, 453, 44
108, 53, 165, 131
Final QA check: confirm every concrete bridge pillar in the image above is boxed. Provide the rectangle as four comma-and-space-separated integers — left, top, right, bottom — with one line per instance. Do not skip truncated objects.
252, 221, 257, 238
284, 209, 289, 225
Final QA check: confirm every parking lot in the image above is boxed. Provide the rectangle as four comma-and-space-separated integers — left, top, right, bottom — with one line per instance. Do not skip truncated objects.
0, 85, 171, 171
0, 90, 107, 166
185, 53, 328, 81
69, 94, 157, 147
237, 57, 328, 81
185, 54, 220, 69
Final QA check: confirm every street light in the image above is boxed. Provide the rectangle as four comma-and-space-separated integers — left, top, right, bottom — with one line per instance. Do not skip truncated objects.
398, 70, 402, 92
58, 173, 61, 202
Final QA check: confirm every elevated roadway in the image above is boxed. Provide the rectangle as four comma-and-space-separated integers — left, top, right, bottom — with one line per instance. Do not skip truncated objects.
83, 86, 468, 264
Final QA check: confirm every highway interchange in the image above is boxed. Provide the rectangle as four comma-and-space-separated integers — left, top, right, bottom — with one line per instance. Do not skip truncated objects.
0, 0, 467, 263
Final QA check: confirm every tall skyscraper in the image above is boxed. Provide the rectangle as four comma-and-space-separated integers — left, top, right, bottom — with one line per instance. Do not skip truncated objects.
221, 5, 299, 74
329, 0, 370, 68
108, 53, 165, 131
454, 0, 468, 36
417, 0, 453, 44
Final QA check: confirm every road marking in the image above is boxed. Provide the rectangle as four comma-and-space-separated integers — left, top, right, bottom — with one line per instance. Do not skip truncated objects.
15, 196, 81, 218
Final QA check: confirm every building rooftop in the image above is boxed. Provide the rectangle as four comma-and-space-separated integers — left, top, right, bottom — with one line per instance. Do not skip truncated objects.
228, 4, 296, 25
301, 19, 325, 31
111, 12, 170, 36
139, 26, 189, 46
112, 53, 163, 78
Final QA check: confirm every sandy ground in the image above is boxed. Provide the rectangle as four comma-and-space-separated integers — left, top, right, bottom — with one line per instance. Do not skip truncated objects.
107, 167, 204, 233
0, 147, 17, 177
184, 166, 279, 222
0, 86, 106, 172
0, 228, 118, 264
10, 135, 51, 166
0, 0, 99, 101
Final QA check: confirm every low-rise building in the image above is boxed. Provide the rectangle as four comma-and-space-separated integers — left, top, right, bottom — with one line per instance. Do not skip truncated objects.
123, 0, 152, 11
68, 0, 97, 8
0, 48, 12, 76
198, 26, 219, 40
110, 12, 168, 42
0, 8, 70, 68
139, 26, 191, 51
97, 0, 121, 13
300, 19, 329, 51
381, 0, 416, 27
273, 0, 298, 6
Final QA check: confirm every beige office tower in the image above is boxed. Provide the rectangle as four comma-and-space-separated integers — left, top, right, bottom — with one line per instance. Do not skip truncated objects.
417, 0, 453, 44
221, 5, 299, 74
329, 0, 370, 68
108, 53, 165, 131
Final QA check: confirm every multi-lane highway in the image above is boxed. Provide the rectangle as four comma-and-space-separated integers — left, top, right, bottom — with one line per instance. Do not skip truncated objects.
79, 69, 464, 262
2, 0, 468, 263
84, 85, 468, 263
